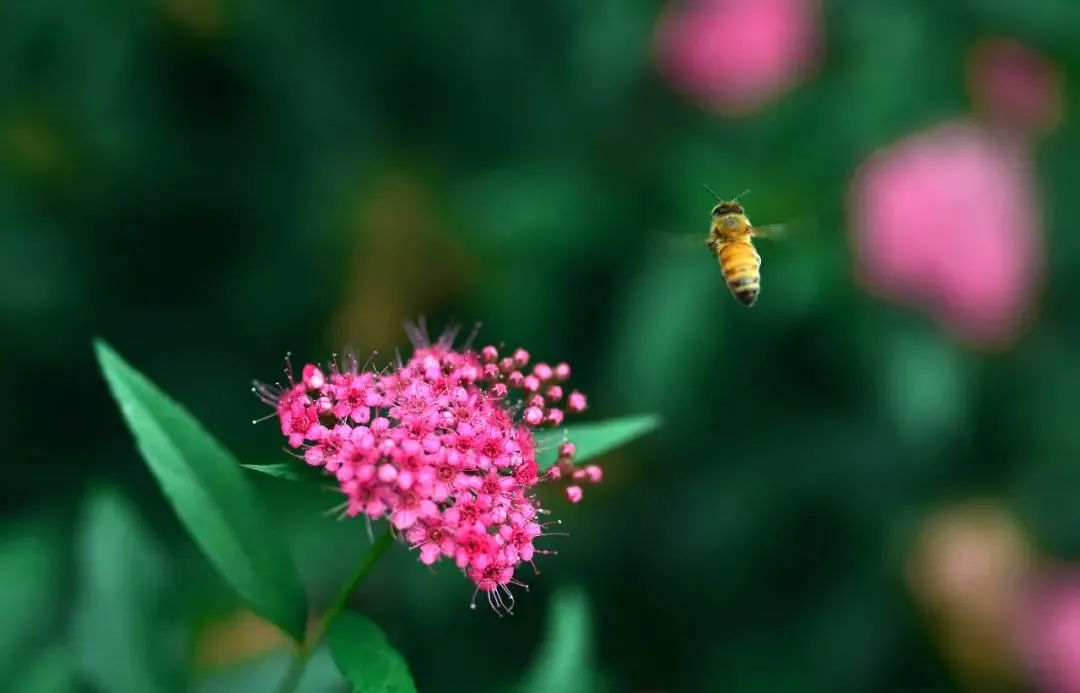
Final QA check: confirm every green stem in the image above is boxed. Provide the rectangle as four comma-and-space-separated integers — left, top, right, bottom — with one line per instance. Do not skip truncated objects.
276, 529, 394, 693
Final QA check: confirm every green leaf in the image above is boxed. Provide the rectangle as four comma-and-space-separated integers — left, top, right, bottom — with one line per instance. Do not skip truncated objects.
72, 488, 185, 693
327, 612, 416, 693
241, 462, 328, 484
93, 339, 308, 642
534, 414, 661, 471
518, 587, 597, 693
0, 519, 61, 682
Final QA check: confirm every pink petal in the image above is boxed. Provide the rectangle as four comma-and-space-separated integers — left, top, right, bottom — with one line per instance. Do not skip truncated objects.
420, 543, 441, 565
392, 509, 417, 530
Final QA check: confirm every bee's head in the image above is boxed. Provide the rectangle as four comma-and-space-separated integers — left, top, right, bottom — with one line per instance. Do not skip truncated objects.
711, 201, 744, 217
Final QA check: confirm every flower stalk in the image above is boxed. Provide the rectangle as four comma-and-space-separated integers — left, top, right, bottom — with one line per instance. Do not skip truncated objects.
275, 529, 394, 693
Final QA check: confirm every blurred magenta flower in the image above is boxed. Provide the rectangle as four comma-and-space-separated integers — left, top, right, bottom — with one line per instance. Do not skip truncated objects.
849, 121, 1043, 349
969, 37, 1063, 136
1017, 573, 1080, 693
648, 0, 816, 114
255, 324, 599, 613
654, 0, 820, 115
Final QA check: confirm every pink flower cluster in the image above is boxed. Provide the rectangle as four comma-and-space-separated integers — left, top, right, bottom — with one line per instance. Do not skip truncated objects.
654, 0, 820, 116
848, 121, 1042, 348
848, 37, 1059, 350
254, 327, 599, 612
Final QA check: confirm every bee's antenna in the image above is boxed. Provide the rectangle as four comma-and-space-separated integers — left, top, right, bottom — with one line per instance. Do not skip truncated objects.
734, 188, 752, 201
701, 184, 723, 201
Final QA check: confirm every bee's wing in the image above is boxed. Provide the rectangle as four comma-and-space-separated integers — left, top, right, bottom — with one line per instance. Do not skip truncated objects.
749, 219, 817, 241
662, 231, 712, 251
749, 223, 790, 240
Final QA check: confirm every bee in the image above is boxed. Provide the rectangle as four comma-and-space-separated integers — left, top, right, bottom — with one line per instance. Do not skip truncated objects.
703, 187, 783, 307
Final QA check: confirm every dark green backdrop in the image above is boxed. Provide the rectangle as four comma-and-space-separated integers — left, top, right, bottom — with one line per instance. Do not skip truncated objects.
4, 1, 1080, 691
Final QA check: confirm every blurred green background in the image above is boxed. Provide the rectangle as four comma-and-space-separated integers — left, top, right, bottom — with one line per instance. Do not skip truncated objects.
3, 0, 1080, 691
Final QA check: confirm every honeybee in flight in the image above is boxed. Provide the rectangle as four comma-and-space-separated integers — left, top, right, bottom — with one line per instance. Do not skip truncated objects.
703, 186, 785, 307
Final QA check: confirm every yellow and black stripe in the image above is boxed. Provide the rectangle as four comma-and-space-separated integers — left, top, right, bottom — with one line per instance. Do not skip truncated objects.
717, 241, 761, 307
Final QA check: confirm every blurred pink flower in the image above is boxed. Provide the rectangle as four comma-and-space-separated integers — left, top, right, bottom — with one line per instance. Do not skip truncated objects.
849, 121, 1043, 348
1017, 573, 1080, 692
654, 0, 820, 115
969, 37, 1063, 136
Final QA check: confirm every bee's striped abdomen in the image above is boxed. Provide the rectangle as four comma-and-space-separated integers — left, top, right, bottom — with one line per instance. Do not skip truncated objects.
717, 241, 761, 307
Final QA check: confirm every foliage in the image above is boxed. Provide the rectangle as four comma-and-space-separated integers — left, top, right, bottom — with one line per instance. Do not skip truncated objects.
328, 613, 417, 693
95, 340, 309, 643
517, 588, 598, 693
534, 415, 662, 471
87, 342, 652, 689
